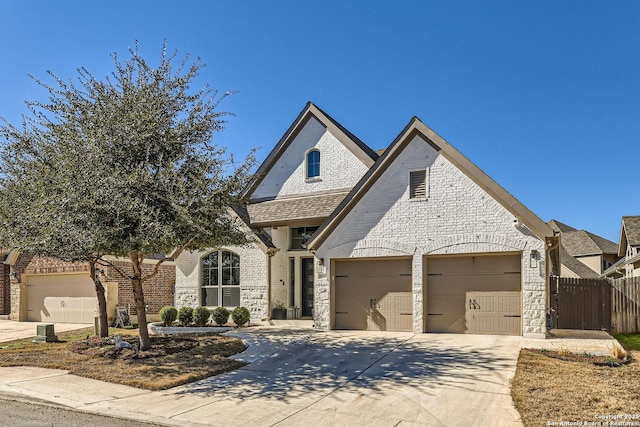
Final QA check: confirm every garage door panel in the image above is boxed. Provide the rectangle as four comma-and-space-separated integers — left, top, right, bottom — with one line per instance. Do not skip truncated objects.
27, 274, 97, 324
335, 259, 412, 332
426, 254, 521, 335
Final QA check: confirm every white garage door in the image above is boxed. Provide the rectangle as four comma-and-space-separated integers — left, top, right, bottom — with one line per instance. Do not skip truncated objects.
335, 258, 412, 331
426, 254, 521, 335
27, 274, 97, 324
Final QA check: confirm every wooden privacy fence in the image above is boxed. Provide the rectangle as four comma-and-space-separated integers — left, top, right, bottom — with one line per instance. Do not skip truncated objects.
611, 276, 640, 334
551, 277, 611, 332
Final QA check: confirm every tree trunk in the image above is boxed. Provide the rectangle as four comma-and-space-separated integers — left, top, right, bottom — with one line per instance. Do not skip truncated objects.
89, 261, 109, 338
130, 254, 151, 351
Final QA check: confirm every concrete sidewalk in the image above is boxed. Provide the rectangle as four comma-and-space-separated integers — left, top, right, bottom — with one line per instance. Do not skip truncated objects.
521, 329, 618, 356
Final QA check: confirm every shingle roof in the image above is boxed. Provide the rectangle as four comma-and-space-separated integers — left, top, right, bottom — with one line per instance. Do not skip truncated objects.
232, 206, 276, 250
247, 192, 349, 226
548, 219, 577, 233
560, 230, 618, 256
622, 216, 640, 247
547, 219, 617, 256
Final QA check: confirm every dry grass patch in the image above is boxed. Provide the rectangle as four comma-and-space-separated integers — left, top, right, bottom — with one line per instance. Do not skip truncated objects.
512, 349, 640, 427
0, 327, 246, 390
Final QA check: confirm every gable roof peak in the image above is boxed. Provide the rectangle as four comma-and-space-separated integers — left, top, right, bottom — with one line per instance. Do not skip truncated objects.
245, 102, 378, 199
308, 117, 553, 250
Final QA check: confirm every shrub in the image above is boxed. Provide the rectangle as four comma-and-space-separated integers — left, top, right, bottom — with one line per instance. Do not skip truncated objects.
193, 306, 211, 327
232, 306, 250, 327
211, 307, 230, 326
159, 306, 178, 327
178, 306, 193, 326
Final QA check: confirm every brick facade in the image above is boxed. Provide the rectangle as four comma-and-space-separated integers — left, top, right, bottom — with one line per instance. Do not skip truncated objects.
4, 254, 175, 321
251, 116, 369, 200
315, 134, 548, 338
104, 259, 175, 315
175, 244, 268, 322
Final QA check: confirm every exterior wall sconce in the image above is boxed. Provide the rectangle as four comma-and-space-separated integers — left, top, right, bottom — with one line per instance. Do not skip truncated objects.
530, 250, 539, 268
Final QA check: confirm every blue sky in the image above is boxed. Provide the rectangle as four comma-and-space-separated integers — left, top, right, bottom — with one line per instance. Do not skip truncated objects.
1, 1, 638, 242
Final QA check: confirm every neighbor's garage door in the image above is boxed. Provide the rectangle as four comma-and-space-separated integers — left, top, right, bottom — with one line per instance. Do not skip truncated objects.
426, 254, 521, 335
27, 274, 97, 323
335, 258, 412, 331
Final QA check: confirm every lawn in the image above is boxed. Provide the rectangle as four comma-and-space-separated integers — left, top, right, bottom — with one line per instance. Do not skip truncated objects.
512, 335, 640, 427
0, 328, 247, 390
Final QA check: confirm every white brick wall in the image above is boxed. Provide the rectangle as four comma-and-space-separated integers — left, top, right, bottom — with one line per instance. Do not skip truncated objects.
174, 243, 269, 322
315, 134, 547, 338
252, 116, 370, 199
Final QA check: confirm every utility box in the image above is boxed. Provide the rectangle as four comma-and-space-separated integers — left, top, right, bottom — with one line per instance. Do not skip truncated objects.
33, 324, 58, 343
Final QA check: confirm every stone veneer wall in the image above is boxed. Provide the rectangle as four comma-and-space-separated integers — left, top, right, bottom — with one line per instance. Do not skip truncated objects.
174, 243, 268, 322
314, 135, 548, 338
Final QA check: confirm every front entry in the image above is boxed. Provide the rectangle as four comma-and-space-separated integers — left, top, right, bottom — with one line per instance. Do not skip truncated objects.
301, 258, 314, 317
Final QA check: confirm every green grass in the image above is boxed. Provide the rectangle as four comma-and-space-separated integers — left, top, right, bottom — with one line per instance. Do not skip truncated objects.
614, 334, 640, 351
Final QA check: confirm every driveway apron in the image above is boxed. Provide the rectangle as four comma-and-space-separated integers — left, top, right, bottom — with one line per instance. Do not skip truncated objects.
95, 329, 523, 427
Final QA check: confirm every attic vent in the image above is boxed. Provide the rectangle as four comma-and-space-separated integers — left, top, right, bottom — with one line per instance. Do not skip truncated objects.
409, 170, 427, 199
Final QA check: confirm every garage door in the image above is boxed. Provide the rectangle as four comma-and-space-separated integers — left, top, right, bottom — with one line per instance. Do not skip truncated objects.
335, 258, 412, 331
27, 274, 97, 323
426, 254, 521, 335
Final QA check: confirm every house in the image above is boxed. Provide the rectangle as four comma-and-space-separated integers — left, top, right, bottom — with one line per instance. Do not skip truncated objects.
176, 102, 560, 338
603, 216, 640, 278
548, 220, 619, 277
0, 250, 175, 324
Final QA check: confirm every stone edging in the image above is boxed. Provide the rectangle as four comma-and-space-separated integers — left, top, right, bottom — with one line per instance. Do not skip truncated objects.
148, 322, 233, 335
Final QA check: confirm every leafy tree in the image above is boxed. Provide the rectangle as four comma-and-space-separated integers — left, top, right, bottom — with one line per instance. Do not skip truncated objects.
0, 42, 255, 349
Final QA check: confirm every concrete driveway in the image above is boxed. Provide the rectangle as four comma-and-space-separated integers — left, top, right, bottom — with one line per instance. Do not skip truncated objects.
0, 319, 89, 342
75, 328, 523, 427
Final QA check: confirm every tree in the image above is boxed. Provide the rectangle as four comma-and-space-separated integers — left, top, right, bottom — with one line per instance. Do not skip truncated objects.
0, 42, 256, 349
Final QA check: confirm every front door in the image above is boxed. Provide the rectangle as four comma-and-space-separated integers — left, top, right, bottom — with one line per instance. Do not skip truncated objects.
301, 258, 314, 317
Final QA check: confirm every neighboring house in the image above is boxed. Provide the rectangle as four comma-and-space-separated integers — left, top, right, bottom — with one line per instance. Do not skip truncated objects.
548, 219, 619, 277
603, 216, 640, 278
177, 103, 560, 338
0, 250, 175, 324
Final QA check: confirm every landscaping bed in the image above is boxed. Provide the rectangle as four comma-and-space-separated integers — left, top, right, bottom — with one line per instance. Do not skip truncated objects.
512, 342, 640, 426
0, 327, 247, 390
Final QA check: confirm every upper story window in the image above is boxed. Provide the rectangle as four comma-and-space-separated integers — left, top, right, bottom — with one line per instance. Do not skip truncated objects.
290, 226, 319, 250
306, 149, 320, 179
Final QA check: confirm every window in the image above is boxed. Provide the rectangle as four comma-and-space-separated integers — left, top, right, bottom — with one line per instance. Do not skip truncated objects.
201, 250, 240, 307
409, 170, 427, 199
290, 226, 319, 250
306, 149, 320, 179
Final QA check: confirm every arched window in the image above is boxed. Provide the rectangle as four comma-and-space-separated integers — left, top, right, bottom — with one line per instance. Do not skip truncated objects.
306, 149, 320, 179
201, 250, 240, 307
